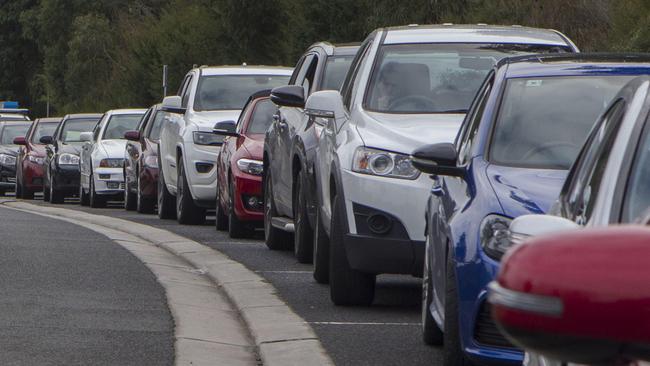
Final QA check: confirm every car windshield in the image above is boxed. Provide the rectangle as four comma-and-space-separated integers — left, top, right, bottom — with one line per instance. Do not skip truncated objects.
0, 124, 30, 145
31, 122, 59, 144
60, 119, 98, 143
194, 74, 290, 111
246, 99, 276, 134
147, 111, 165, 141
321, 56, 354, 91
365, 43, 570, 114
490, 75, 636, 169
103, 114, 143, 140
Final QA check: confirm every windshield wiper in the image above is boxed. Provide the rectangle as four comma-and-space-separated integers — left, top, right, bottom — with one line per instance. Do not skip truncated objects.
438, 109, 468, 114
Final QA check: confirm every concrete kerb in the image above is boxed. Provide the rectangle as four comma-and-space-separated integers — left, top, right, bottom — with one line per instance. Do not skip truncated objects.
2, 201, 334, 366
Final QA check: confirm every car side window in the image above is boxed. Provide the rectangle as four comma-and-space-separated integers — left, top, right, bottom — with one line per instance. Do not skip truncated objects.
457, 72, 494, 166
181, 74, 194, 108
92, 116, 105, 141
146, 111, 166, 141
177, 74, 190, 96
293, 54, 315, 88
138, 109, 153, 133
564, 99, 625, 223
620, 114, 650, 222
343, 38, 373, 110
289, 56, 306, 85
302, 56, 319, 97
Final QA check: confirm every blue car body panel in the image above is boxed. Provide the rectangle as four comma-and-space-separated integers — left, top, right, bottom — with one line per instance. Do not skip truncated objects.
428, 57, 650, 365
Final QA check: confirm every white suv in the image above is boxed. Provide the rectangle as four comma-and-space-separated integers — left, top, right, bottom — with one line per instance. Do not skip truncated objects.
159, 65, 292, 224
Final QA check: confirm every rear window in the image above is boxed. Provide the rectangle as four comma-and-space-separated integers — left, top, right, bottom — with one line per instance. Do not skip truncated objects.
103, 114, 144, 140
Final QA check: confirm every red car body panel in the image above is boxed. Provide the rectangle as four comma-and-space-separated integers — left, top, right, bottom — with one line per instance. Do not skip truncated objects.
494, 226, 650, 344
18, 119, 60, 191
217, 97, 266, 223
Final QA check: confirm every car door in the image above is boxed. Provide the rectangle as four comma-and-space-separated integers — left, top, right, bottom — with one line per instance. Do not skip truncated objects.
81, 117, 103, 188
164, 73, 192, 189
126, 108, 152, 189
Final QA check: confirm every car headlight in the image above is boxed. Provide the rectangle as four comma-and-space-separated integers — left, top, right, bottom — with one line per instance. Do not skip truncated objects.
0, 154, 16, 166
143, 155, 158, 169
193, 131, 224, 146
99, 158, 124, 168
58, 153, 79, 165
352, 147, 419, 179
236, 158, 263, 176
27, 155, 44, 164
480, 215, 513, 261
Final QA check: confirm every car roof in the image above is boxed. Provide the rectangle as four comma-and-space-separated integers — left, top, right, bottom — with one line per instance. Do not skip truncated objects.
307, 42, 361, 56
35, 117, 63, 123
0, 113, 30, 121
104, 108, 147, 116
500, 53, 650, 78
0, 120, 30, 127
64, 113, 103, 120
199, 66, 293, 77
381, 24, 573, 47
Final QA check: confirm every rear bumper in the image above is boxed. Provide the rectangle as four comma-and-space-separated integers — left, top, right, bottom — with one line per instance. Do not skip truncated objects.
93, 167, 124, 195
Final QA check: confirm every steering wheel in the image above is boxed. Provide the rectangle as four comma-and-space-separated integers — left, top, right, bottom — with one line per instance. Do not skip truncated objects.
521, 142, 580, 164
388, 95, 436, 111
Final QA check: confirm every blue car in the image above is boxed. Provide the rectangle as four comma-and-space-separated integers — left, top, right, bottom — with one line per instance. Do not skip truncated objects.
411, 54, 650, 366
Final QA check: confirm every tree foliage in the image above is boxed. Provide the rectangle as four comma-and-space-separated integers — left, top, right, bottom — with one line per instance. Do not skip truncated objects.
0, 0, 647, 116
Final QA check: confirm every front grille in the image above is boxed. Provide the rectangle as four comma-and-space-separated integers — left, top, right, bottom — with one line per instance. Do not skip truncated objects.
7, 177, 16, 183
474, 302, 518, 349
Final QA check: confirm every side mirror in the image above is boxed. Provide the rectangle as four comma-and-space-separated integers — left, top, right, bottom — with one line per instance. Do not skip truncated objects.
213, 120, 238, 137
411, 143, 463, 177
39, 136, 53, 145
489, 226, 650, 365
124, 130, 141, 142
161, 96, 186, 114
79, 132, 93, 142
13, 136, 26, 145
271, 85, 305, 108
305, 90, 345, 119
508, 214, 579, 244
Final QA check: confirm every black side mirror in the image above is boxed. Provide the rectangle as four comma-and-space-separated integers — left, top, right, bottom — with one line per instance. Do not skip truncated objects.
411, 143, 464, 177
270, 85, 305, 108
39, 136, 53, 145
213, 120, 238, 137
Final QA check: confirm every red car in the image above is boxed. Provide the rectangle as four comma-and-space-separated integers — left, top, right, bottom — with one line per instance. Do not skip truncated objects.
124, 104, 164, 213
214, 90, 274, 238
489, 226, 650, 366
15, 117, 62, 199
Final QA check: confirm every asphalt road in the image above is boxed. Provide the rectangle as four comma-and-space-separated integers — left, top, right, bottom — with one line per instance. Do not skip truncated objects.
25, 195, 443, 366
0, 204, 174, 366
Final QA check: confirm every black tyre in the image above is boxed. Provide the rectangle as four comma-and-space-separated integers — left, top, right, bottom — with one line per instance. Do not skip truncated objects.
157, 167, 176, 219
124, 173, 137, 211
263, 173, 291, 250
18, 172, 33, 199
228, 180, 247, 238
444, 250, 473, 366
89, 175, 105, 208
422, 237, 444, 345
49, 176, 65, 204
136, 174, 155, 214
176, 159, 205, 225
215, 180, 228, 231
312, 206, 330, 284
79, 181, 89, 206
329, 194, 376, 306
293, 170, 313, 263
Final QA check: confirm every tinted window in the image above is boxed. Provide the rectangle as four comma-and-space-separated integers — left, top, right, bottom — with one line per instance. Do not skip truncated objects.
365, 43, 570, 114
103, 114, 143, 140
622, 119, 650, 222
321, 56, 354, 91
490, 76, 634, 169
31, 122, 59, 143
457, 73, 494, 165
60, 119, 99, 142
147, 112, 166, 141
0, 124, 30, 144
246, 99, 276, 134
194, 75, 290, 111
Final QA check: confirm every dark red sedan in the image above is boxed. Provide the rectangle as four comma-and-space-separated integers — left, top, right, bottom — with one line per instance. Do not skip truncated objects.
215, 90, 275, 238
124, 104, 164, 213
15, 117, 61, 199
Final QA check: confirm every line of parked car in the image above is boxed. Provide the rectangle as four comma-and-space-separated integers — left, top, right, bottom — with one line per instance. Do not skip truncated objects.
3, 23, 650, 366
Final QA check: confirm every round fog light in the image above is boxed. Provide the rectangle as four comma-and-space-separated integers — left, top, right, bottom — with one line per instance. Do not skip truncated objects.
367, 214, 392, 235
247, 196, 259, 207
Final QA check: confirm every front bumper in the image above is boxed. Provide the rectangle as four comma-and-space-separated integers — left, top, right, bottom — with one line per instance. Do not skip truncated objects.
93, 167, 125, 195
52, 165, 81, 192
339, 169, 430, 276
233, 172, 263, 222
139, 166, 158, 198
184, 143, 219, 206
0, 164, 16, 190
22, 160, 45, 190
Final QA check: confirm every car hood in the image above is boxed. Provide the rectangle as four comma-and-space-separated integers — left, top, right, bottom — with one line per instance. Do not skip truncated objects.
32, 144, 47, 156
240, 134, 264, 160
0, 145, 19, 156
59, 142, 83, 155
97, 139, 127, 158
190, 110, 242, 132
486, 164, 567, 217
357, 111, 464, 154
